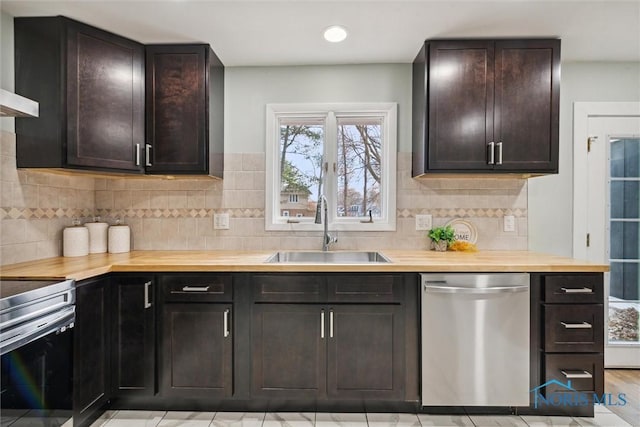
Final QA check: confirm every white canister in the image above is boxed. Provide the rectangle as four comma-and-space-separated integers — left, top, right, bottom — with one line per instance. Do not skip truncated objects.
108, 223, 131, 253
63, 221, 89, 257
85, 218, 109, 254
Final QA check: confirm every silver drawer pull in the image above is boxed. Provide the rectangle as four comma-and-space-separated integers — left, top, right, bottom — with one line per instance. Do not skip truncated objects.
487, 141, 495, 165
144, 281, 152, 309
223, 309, 230, 338
560, 287, 593, 294
561, 321, 592, 329
561, 370, 592, 379
181, 286, 210, 292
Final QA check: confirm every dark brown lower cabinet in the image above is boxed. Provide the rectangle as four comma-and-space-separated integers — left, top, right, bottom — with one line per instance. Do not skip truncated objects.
73, 276, 110, 426
162, 303, 233, 398
327, 305, 404, 400
251, 304, 326, 398
531, 273, 605, 417
111, 275, 155, 396
251, 303, 404, 400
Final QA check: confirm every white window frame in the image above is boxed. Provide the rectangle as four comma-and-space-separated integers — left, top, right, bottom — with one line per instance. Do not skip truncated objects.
265, 103, 397, 232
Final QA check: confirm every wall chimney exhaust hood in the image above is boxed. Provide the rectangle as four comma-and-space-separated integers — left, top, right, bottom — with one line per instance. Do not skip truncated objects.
0, 88, 39, 118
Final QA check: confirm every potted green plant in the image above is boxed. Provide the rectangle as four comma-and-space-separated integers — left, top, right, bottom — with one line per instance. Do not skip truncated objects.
428, 225, 456, 251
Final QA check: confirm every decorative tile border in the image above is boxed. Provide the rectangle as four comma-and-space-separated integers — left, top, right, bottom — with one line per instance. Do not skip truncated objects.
0, 208, 94, 220
1, 207, 526, 220
398, 208, 527, 218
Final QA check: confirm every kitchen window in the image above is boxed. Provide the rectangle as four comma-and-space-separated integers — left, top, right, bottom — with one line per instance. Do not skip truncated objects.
265, 103, 397, 231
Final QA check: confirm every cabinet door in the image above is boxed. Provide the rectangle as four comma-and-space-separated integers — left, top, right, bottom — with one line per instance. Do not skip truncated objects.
251, 304, 326, 398
146, 45, 208, 174
111, 276, 155, 396
494, 40, 560, 172
66, 20, 145, 172
427, 40, 495, 171
73, 277, 110, 426
327, 305, 404, 399
162, 303, 232, 398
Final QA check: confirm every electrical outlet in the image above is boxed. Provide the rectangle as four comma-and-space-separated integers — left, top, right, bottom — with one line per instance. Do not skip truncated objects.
416, 214, 433, 231
503, 215, 515, 232
214, 213, 230, 230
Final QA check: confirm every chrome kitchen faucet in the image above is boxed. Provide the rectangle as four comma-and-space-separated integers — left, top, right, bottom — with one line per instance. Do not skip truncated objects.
314, 195, 337, 251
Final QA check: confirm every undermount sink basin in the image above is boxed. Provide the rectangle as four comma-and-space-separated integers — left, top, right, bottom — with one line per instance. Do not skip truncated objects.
265, 251, 391, 264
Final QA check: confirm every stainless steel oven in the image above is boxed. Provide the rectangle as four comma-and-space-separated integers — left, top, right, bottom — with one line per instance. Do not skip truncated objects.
1, 279, 75, 426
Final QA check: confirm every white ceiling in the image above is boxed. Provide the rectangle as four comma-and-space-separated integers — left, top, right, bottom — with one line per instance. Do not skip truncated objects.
1, 0, 639, 66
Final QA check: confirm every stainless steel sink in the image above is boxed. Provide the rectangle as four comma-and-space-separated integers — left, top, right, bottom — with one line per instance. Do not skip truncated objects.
265, 251, 391, 264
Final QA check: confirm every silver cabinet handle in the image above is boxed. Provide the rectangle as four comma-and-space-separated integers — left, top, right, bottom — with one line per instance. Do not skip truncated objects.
487, 141, 495, 165
223, 309, 230, 338
496, 141, 503, 165
424, 284, 528, 294
145, 144, 152, 167
135, 143, 141, 166
144, 281, 152, 309
181, 286, 210, 292
320, 310, 325, 339
561, 321, 592, 329
330, 310, 334, 338
561, 287, 593, 294
562, 370, 592, 379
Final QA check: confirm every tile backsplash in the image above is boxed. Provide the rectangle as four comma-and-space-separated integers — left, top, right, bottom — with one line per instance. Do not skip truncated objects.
1, 130, 527, 265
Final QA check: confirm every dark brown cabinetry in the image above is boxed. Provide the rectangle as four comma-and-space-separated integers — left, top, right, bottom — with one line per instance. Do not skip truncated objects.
73, 276, 111, 426
327, 305, 404, 399
252, 304, 326, 398
14, 17, 145, 173
531, 273, 604, 417
111, 275, 155, 396
145, 45, 224, 176
251, 274, 405, 400
412, 39, 560, 175
160, 274, 233, 398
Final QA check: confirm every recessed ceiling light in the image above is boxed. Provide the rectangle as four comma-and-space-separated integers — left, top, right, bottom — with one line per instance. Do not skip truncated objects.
323, 25, 348, 43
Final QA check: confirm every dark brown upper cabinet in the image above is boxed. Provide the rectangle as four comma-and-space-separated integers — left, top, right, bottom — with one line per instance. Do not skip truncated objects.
145, 44, 224, 177
14, 16, 145, 173
412, 39, 560, 176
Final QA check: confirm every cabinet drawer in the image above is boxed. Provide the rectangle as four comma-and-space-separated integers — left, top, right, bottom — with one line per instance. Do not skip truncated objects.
542, 274, 603, 303
543, 304, 603, 352
161, 274, 232, 302
543, 354, 603, 395
252, 275, 326, 302
327, 274, 402, 303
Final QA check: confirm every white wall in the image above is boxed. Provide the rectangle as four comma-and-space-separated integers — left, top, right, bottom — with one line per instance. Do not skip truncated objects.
225, 64, 412, 153
528, 61, 640, 257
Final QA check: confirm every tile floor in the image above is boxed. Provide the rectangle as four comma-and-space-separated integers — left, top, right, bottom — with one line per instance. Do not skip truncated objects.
86, 405, 635, 427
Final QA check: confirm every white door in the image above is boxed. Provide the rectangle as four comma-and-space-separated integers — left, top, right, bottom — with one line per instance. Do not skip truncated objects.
575, 102, 640, 367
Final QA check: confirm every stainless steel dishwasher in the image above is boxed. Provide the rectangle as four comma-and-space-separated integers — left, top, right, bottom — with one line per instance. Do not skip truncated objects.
421, 273, 530, 406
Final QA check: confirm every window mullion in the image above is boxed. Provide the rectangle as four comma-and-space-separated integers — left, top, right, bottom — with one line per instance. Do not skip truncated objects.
325, 111, 338, 226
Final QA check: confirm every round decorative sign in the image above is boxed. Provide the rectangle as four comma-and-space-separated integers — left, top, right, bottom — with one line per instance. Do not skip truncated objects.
445, 219, 478, 244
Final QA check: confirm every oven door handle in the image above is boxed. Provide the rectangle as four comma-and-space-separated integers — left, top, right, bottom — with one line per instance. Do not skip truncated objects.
0, 306, 75, 356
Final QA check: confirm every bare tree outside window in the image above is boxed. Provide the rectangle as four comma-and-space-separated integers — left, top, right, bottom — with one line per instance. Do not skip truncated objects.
336, 119, 382, 218
279, 123, 323, 219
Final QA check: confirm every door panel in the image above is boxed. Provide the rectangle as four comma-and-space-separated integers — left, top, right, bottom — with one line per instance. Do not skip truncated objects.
427, 40, 494, 170
66, 22, 144, 171
327, 305, 404, 399
585, 114, 640, 367
112, 276, 154, 395
494, 40, 559, 171
251, 304, 325, 398
162, 303, 232, 397
146, 45, 207, 173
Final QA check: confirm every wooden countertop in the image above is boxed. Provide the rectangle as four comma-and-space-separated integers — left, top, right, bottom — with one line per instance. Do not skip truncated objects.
0, 250, 609, 281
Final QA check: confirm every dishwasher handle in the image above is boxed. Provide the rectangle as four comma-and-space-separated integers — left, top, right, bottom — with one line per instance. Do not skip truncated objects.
423, 282, 529, 294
